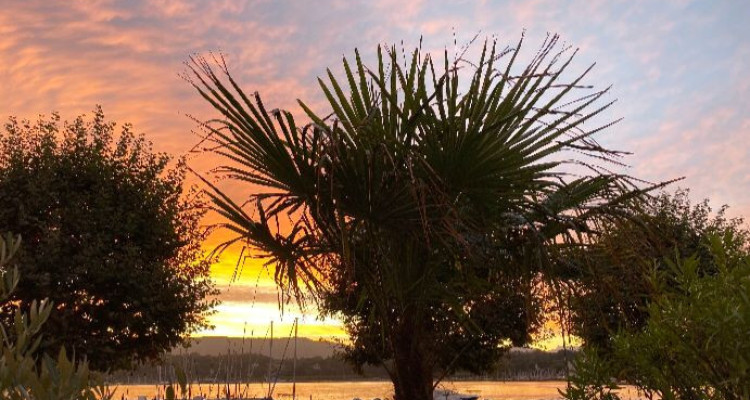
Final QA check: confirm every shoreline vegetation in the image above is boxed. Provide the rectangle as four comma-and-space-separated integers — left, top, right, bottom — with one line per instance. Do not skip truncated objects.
106, 348, 575, 385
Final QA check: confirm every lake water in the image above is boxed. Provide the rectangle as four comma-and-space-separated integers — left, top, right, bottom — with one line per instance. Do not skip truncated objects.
111, 381, 643, 400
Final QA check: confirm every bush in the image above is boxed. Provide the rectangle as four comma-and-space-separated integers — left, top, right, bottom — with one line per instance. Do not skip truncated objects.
0, 234, 112, 400
0, 109, 217, 370
568, 190, 749, 352
563, 232, 750, 400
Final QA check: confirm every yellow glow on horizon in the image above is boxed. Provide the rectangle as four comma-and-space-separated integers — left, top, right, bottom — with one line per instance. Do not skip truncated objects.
531, 334, 582, 351
201, 238, 342, 339
203, 234, 575, 350
203, 246, 576, 352
197, 299, 347, 340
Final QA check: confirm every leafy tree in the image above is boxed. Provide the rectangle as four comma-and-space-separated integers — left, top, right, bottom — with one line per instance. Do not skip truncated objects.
566, 190, 749, 351
563, 232, 750, 400
0, 234, 112, 400
0, 109, 217, 371
189, 35, 652, 400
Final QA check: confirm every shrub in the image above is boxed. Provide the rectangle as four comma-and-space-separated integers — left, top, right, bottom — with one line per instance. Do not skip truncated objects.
0, 234, 112, 400
0, 109, 217, 370
563, 232, 750, 400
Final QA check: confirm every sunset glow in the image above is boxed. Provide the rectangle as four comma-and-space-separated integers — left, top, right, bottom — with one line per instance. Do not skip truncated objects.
1, 1, 748, 340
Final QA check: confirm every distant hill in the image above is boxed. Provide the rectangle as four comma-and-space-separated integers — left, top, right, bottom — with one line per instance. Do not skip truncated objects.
175, 336, 338, 359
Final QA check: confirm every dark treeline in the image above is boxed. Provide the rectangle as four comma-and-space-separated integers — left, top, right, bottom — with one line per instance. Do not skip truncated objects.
483, 349, 575, 381
107, 349, 575, 384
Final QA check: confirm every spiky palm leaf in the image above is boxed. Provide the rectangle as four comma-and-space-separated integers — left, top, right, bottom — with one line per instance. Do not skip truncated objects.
189, 35, 663, 399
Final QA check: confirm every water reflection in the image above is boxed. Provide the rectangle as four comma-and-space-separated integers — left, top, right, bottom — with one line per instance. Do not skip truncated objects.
112, 380, 644, 400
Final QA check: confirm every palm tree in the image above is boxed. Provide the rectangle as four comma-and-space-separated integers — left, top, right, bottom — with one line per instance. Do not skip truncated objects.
187, 34, 655, 400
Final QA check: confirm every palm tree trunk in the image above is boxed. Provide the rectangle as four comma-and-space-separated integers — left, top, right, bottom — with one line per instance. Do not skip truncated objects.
390, 319, 434, 400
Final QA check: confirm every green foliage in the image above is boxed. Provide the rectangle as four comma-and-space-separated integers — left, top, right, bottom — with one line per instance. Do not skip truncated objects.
164, 385, 176, 400
0, 109, 217, 371
0, 234, 112, 400
567, 190, 748, 351
563, 233, 750, 400
561, 348, 621, 400
188, 35, 652, 400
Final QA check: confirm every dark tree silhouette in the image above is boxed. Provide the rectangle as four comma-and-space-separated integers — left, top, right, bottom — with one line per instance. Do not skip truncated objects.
189, 35, 655, 400
0, 108, 217, 371
565, 190, 749, 352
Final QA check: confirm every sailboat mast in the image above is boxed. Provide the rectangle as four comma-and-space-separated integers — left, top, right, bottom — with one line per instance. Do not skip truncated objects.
292, 318, 298, 400
267, 320, 273, 399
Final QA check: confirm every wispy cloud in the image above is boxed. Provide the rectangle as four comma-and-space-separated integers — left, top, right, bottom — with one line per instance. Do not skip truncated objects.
1, 0, 749, 336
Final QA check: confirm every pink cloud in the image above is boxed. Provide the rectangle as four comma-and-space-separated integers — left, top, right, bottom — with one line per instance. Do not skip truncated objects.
2, 0, 749, 336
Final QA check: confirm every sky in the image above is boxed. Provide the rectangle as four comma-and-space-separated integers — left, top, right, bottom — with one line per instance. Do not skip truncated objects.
1, 0, 749, 342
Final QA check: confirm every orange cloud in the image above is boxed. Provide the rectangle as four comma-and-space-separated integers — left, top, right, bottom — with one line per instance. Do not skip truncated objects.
2, 0, 749, 339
